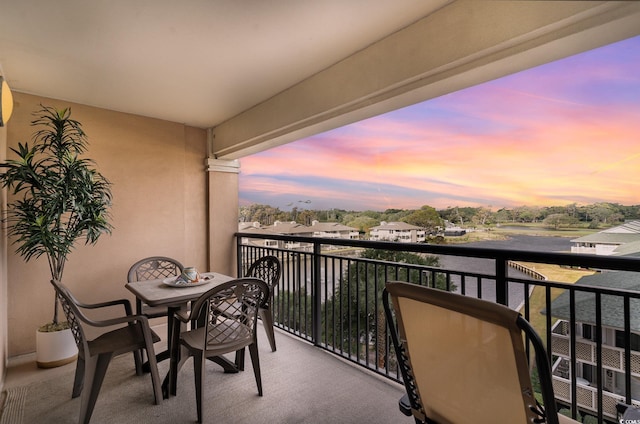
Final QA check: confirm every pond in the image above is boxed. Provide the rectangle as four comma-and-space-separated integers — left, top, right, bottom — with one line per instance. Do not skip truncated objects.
437, 235, 574, 308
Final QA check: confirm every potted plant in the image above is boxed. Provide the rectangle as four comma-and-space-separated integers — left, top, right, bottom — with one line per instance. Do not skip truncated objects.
0, 105, 113, 367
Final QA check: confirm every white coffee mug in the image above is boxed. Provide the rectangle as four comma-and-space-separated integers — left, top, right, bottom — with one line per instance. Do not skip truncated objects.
181, 267, 199, 283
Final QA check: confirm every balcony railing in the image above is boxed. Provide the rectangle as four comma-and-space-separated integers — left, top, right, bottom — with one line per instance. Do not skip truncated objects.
236, 231, 640, 423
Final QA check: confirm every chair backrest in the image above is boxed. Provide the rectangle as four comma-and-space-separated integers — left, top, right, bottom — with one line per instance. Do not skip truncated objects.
50, 280, 89, 355
127, 256, 184, 282
190, 278, 269, 350
383, 281, 559, 424
245, 255, 281, 289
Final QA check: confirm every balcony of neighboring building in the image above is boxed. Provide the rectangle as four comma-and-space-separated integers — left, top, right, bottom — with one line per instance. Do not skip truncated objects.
551, 321, 640, 420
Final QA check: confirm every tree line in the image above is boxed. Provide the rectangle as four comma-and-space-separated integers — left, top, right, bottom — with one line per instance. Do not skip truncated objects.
239, 202, 640, 233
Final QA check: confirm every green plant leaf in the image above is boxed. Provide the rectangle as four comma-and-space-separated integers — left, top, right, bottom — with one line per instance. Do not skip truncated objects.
0, 105, 113, 325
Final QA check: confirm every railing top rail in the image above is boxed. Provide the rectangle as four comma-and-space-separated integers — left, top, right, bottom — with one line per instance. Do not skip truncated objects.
237, 232, 640, 272
244, 237, 640, 299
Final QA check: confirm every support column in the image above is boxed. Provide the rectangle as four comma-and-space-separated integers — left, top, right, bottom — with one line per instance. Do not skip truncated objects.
206, 158, 240, 277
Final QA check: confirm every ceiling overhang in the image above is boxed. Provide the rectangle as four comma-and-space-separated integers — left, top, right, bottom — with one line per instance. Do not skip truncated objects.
211, 1, 640, 160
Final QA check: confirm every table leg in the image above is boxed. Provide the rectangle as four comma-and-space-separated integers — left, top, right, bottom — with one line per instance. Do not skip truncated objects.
164, 306, 183, 398
142, 350, 170, 373
209, 356, 239, 373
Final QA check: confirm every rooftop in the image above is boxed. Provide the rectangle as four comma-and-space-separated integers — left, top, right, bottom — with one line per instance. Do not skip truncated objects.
548, 271, 640, 332
571, 220, 640, 256
371, 221, 423, 231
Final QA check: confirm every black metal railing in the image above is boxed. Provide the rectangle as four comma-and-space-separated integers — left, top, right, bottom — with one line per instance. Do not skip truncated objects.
236, 232, 640, 423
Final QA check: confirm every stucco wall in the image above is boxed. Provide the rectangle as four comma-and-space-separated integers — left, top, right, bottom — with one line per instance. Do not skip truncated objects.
5, 93, 209, 356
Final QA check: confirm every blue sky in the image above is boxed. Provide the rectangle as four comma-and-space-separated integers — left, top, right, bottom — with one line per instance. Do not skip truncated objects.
239, 35, 640, 212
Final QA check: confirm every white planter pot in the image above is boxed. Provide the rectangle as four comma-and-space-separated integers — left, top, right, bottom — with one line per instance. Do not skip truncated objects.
36, 328, 78, 368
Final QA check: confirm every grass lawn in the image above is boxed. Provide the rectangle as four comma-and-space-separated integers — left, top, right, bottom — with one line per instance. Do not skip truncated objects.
494, 222, 599, 238
444, 223, 599, 244
444, 230, 510, 243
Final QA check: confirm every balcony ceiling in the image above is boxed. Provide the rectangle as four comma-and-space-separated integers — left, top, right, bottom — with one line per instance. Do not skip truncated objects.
0, 0, 451, 129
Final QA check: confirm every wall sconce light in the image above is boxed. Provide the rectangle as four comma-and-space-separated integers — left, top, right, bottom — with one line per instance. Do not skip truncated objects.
0, 76, 14, 127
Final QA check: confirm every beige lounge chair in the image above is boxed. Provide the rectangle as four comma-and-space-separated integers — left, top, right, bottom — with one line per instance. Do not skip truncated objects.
383, 281, 579, 424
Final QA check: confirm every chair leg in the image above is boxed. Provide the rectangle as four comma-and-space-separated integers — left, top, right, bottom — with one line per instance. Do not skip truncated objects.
72, 356, 85, 398
259, 307, 276, 352
145, 343, 163, 405
78, 353, 112, 424
133, 349, 144, 376
193, 352, 205, 423
248, 342, 263, 396
134, 299, 149, 369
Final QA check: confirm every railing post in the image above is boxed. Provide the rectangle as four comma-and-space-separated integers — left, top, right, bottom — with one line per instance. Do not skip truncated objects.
624, 296, 632, 405
569, 290, 578, 420
236, 236, 243, 277
312, 241, 322, 346
595, 294, 603, 424
495, 257, 508, 306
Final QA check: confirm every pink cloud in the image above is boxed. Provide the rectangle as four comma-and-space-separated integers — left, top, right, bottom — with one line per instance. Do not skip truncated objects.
240, 36, 640, 210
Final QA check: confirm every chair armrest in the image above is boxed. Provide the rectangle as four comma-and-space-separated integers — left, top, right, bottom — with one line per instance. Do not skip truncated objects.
77, 312, 150, 329
75, 298, 134, 316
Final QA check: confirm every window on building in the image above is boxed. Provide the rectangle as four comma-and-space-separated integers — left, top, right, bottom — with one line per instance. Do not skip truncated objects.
615, 330, 640, 352
582, 324, 593, 341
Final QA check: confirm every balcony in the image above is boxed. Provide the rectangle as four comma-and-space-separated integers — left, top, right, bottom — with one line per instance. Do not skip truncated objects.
6, 232, 640, 422
3, 320, 409, 423
237, 231, 640, 423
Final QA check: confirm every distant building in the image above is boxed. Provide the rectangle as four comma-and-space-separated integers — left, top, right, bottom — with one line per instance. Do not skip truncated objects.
237, 222, 280, 249
571, 220, 640, 256
268, 221, 313, 236
369, 221, 425, 243
310, 220, 359, 240
546, 271, 640, 419
239, 220, 360, 251
265, 221, 313, 250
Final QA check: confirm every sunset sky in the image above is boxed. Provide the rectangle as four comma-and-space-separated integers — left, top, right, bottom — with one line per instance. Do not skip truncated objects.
239, 35, 640, 212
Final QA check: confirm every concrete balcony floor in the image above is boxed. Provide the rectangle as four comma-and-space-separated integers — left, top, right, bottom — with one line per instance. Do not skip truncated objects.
1, 322, 410, 423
